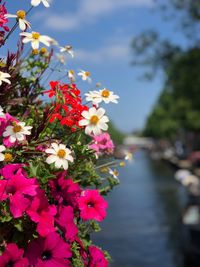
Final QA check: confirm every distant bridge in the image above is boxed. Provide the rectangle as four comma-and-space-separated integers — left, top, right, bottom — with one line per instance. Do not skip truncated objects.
123, 135, 153, 149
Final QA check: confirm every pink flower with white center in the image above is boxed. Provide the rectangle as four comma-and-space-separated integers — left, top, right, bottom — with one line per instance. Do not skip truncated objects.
56, 205, 78, 242
0, 243, 29, 267
20, 31, 51, 49
27, 188, 57, 237
26, 232, 72, 266
79, 107, 109, 136
3, 121, 32, 143
0, 172, 38, 218
89, 246, 108, 267
78, 189, 108, 221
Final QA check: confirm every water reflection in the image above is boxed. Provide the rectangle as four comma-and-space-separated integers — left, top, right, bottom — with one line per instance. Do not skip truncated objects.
93, 150, 187, 267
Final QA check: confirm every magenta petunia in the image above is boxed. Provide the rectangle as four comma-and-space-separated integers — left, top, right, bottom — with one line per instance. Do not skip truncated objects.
89, 246, 108, 267
0, 163, 26, 179
27, 188, 57, 237
49, 171, 81, 207
55, 205, 78, 242
78, 189, 108, 221
0, 243, 29, 267
26, 232, 72, 267
0, 172, 38, 218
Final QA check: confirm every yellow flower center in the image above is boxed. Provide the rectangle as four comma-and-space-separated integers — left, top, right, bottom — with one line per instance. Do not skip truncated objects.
32, 32, 40, 40
16, 10, 26, 19
13, 124, 22, 133
57, 149, 66, 158
32, 49, 39, 55
90, 115, 99, 125
85, 71, 90, 77
101, 89, 110, 98
69, 70, 75, 75
40, 47, 47, 55
4, 153, 13, 162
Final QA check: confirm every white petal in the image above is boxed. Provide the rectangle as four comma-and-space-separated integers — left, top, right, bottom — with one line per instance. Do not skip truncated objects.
32, 40, 39, 50
51, 143, 59, 151
79, 119, 89, 126
99, 122, 108, 131
42, 0, 50, 7
19, 19, 26, 31
0, 145, 6, 153
45, 148, 56, 154
31, 0, 41, 6
62, 160, 68, 170
9, 135, 16, 143
54, 159, 63, 169
85, 125, 93, 135
0, 153, 5, 161
97, 108, 106, 118
81, 110, 90, 119
66, 155, 73, 162
101, 115, 109, 123
46, 155, 57, 164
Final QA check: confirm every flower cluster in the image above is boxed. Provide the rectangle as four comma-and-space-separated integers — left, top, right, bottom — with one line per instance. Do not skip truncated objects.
0, 1, 123, 266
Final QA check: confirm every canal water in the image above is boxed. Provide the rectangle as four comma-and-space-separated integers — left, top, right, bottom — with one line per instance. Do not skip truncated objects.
93, 150, 187, 267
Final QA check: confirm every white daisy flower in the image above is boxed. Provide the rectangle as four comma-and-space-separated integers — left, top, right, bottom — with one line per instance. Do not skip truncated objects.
78, 70, 91, 82
79, 107, 109, 136
0, 71, 11, 86
0, 106, 5, 118
0, 145, 6, 161
85, 91, 101, 105
45, 143, 74, 170
20, 31, 51, 50
60, 45, 74, 58
5, 10, 31, 31
108, 168, 119, 180
98, 88, 119, 104
68, 70, 75, 81
3, 122, 32, 143
31, 0, 50, 8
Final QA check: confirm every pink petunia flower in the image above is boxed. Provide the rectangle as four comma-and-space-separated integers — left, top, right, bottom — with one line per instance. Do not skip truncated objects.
27, 188, 57, 237
49, 171, 81, 207
0, 163, 26, 179
78, 189, 108, 221
26, 232, 72, 267
0, 243, 29, 267
89, 246, 108, 267
55, 205, 78, 242
89, 132, 115, 157
0, 172, 38, 218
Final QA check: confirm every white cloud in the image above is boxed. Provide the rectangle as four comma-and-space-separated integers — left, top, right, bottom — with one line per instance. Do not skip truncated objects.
74, 37, 131, 64
34, 0, 154, 31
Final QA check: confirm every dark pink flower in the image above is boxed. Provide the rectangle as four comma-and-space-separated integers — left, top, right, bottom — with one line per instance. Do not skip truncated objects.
89, 246, 108, 267
26, 232, 72, 267
0, 163, 26, 179
49, 171, 81, 207
0, 243, 29, 267
27, 189, 56, 237
0, 172, 38, 218
56, 205, 78, 242
89, 133, 115, 156
78, 189, 108, 221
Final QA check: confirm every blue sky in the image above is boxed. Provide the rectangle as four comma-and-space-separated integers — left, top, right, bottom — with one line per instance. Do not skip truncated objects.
4, 0, 188, 133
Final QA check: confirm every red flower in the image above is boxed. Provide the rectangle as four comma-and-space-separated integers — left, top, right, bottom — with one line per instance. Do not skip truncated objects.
78, 189, 108, 222
46, 81, 88, 131
0, 243, 29, 267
